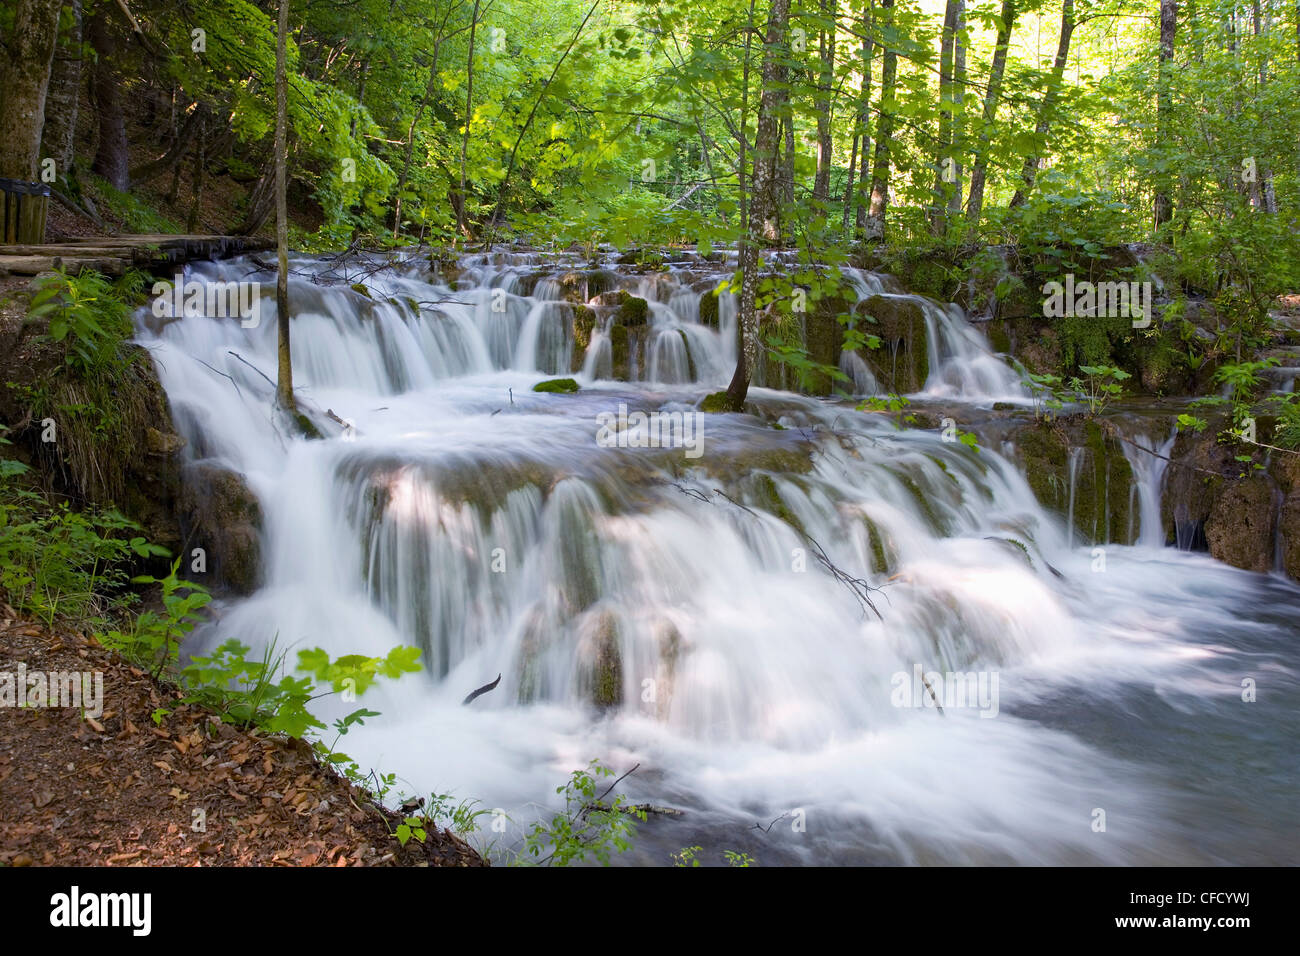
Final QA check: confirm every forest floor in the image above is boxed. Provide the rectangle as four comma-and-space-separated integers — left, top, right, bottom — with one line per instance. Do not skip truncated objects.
0, 604, 485, 867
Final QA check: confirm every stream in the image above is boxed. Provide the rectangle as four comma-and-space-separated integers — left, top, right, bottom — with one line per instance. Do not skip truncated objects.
133, 248, 1300, 865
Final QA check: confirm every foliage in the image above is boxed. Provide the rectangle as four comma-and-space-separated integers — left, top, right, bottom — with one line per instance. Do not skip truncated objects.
99, 560, 211, 675
1069, 364, 1131, 418
515, 760, 645, 866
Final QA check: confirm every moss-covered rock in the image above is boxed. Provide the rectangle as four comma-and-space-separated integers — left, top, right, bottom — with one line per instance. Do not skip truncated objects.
570, 305, 596, 373
610, 324, 631, 380
1016, 420, 1133, 544
1205, 477, 1275, 572
856, 294, 929, 393
613, 290, 650, 326
698, 291, 720, 328
178, 462, 263, 595
577, 609, 623, 710
533, 377, 580, 393
700, 390, 736, 413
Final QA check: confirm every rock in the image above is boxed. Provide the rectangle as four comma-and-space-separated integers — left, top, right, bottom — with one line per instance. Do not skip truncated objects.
178, 462, 263, 595
1015, 420, 1134, 544
144, 426, 186, 456
856, 294, 929, 393
533, 377, 580, 393
1204, 477, 1275, 573
612, 290, 649, 326
570, 305, 595, 373
577, 608, 623, 709
698, 291, 720, 328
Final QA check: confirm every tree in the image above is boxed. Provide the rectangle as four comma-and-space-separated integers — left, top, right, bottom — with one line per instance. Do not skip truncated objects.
929, 0, 964, 235
863, 0, 896, 241
1009, 0, 1074, 208
724, 0, 791, 411
0, 0, 64, 179
812, 0, 838, 209
275, 0, 295, 412
964, 0, 1017, 235
1153, 0, 1177, 231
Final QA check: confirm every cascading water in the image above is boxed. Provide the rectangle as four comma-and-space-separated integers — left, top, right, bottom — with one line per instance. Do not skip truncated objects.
134, 250, 1300, 865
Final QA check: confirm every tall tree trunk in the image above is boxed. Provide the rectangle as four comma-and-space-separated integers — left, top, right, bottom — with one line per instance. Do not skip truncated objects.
855, 0, 875, 237
812, 0, 837, 208
40, 0, 83, 182
1252, 0, 1277, 212
841, 132, 859, 229
1153, 0, 1177, 231
964, 0, 1017, 236
930, 0, 963, 235
0, 0, 65, 179
275, 0, 295, 412
88, 11, 128, 190
457, 0, 482, 240
726, 0, 791, 411
865, 0, 897, 242
1009, 0, 1074, 208
948, 3, 966, 219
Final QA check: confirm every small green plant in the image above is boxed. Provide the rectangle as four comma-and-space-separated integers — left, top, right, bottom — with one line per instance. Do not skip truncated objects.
672, 845, 703, 867
515, 760, 646, 866
1069, 364, 1130, 417
857, 392, 911, 430
99, 560, 210, 674
1024, 371, 1066, 422
723, 849, 755, 867
1176, 412, 1208, 433
25, 269, 144, 377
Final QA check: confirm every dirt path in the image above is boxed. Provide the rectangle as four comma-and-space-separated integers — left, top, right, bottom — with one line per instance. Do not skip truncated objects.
0, 605, 485, 867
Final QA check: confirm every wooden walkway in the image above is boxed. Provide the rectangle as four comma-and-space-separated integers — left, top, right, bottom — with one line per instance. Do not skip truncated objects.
0, 234, 273, 277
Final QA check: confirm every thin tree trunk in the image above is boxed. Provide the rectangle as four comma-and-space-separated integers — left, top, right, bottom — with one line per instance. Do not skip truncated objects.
0, 0, 63, 180
841, 132, 859, 229
726, 0, 791, 411
457, 0, 482, 240
275, 0, 295, 411
855, 0, 875, 237
865, 0, 897, 242
1009, 0, 1074, 208
1153, 0, 1177, 231
948, 3, 966, 219
812, 0, 837, 208
186, 125, 205, 232
964, 0, 1017, 236
88, 11, 129, 191
40, 0, 83, 181
930, 0, 962, 235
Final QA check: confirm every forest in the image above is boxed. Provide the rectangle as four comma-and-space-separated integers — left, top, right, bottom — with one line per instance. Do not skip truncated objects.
0, 0, 1298, 876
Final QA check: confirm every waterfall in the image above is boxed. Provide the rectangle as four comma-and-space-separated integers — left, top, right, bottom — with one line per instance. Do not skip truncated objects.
1120, 427, 1178, 548
133, 250, 1300, 865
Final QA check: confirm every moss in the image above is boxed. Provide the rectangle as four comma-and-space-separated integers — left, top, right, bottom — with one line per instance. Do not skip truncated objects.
580, 610, 623, 709
678, 329, 697, 380
862, 517, 897, 574
1016, 421, 1132, 544
700, 390, 737, 413
610, 324, 631, 380
698, 292, 720, 328
613, 290, 649, 326
747, 473, 805, 535
895, 472, 950, 536
533, 377, 580, 393
350, 282, 372, 299
858, 295, 928, 392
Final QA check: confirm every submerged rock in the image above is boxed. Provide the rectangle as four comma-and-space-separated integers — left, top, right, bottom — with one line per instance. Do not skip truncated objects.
178, 462, 263, 595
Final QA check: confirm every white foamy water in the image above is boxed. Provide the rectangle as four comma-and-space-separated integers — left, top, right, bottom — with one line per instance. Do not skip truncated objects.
133, 251, 1300, 865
